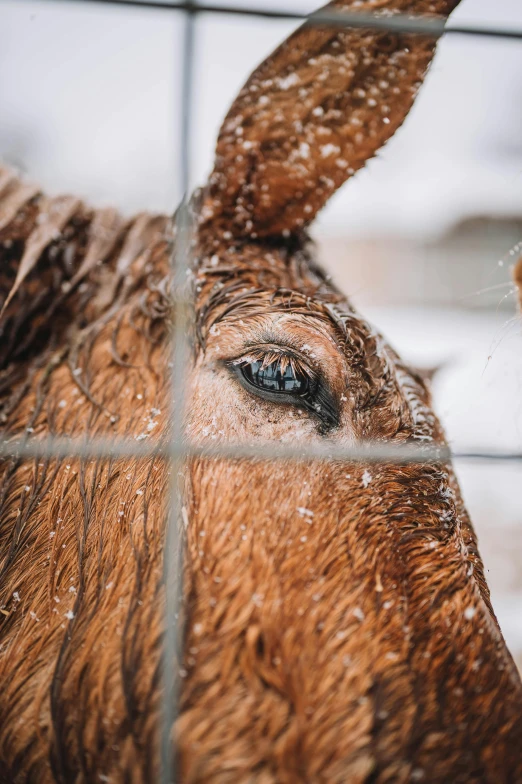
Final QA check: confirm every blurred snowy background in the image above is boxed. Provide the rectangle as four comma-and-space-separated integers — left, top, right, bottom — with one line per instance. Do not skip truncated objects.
1, 0, 522, 661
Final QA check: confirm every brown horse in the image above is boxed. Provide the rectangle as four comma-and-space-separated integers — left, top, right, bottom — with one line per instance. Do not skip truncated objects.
1, 1, 521, 781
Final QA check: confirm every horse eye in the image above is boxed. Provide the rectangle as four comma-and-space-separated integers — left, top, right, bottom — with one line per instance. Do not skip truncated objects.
240, 360, 310, 395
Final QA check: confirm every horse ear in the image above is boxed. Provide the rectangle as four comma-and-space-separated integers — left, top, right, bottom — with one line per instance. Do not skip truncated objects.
202, 0, 461, 238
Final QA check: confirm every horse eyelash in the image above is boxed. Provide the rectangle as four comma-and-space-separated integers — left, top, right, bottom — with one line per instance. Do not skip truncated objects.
230, 348, 314, 381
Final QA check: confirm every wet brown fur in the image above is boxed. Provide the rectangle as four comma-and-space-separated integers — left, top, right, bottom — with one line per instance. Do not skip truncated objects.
1, 1, 522, 782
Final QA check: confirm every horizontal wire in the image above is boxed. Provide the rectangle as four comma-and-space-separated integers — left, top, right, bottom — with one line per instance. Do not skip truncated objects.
24, 0, 522, 42
0, 434, 521, 465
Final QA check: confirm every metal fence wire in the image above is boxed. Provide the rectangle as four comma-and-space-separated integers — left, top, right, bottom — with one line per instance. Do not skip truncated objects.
6, 1, 522, 782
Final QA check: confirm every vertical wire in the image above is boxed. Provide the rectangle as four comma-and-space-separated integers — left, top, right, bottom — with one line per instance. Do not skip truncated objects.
161, 2, 196, 782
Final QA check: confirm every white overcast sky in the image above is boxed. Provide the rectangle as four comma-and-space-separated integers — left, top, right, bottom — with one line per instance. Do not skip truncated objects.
1, 0, 521, 237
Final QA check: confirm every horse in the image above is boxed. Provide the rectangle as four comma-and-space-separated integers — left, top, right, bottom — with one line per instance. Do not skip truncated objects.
1, 0, 521, 781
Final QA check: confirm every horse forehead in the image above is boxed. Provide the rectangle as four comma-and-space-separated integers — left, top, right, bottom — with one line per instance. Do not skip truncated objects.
214, 303, 349, 353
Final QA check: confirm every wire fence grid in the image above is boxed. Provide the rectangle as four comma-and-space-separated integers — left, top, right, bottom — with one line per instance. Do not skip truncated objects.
33, 0, 522, 41
4, 2, 522, 782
